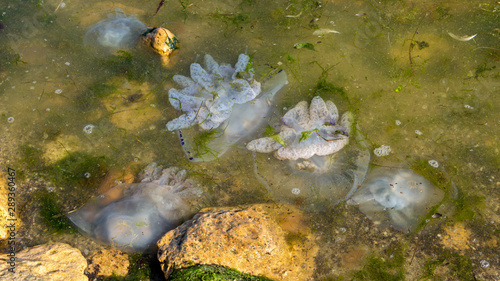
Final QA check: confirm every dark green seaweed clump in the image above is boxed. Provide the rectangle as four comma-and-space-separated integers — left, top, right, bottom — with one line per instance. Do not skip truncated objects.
169, 264, 273, 281
48, 151, 109, 189
352, 242, 406, 281
35, 189, 76, 234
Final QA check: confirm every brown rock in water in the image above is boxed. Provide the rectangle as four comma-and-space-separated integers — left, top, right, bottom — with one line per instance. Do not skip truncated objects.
142, 27, 179, 57
157, 204, 318, 281
0, 242, 87, 281
85, 249, 129, 278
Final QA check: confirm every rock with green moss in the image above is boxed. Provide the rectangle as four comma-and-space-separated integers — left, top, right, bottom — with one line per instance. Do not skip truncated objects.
157, 204, 318, 280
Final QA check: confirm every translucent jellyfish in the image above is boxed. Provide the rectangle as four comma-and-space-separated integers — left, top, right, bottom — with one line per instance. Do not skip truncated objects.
67, 163, 205, 252
84, 8, 147, 53
166, 53, 288, 162
247, 97, 371, 209
349, 167, 444, 233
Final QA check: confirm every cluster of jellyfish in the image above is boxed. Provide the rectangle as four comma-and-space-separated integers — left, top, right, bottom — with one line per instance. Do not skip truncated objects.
69, 10, 445, 252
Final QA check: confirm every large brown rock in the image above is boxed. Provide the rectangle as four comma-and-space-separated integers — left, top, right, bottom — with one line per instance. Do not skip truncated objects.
0, 242, 88, 281
85, 249, 129, 278
157, 204, 318, 281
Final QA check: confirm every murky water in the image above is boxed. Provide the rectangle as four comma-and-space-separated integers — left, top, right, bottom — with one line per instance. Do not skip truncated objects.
1, 0, 499, 280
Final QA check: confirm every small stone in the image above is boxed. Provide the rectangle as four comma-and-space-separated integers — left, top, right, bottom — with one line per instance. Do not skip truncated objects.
85, 249, 129, 278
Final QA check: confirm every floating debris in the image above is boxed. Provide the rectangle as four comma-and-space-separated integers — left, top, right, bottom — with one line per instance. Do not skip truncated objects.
432, 213, 443, 218
83, 124, 95, 134
313, 28, 340, 36
428, 160, 439, 168
374, 145, 391, 157
448, 32, 477, 42
293, 42, 315, 50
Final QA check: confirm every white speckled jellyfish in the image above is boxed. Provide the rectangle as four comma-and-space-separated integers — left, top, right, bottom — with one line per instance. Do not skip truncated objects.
84, 8, 147, 53
67, 163, 205, 252
349, 167, 444, 233
166, 53, 288, 162
247, 96, 371, 209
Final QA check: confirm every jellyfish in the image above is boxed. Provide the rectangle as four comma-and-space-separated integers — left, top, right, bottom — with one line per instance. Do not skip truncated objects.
166, 53, 288, 162
247, 96, 371, 209
84, 8, 147, 53
67, 163, 205, 252
349, 167, 444, 233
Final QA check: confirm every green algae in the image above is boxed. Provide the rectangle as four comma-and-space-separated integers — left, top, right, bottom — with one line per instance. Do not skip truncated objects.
169, 264, 273, 281
418, 252, 476, 281
35, 189, 76, 234
352, 242, 406, 281
48, 152, 109, 189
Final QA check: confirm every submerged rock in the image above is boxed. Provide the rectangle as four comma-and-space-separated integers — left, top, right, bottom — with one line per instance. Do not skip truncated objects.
85, 249, 129, 278
0, 242, 87, 281
166, 53, 288, 161
67, 163, 205, 252
142, 27, 179, 57
349, 167, 444, 233
157, 204, 318, 281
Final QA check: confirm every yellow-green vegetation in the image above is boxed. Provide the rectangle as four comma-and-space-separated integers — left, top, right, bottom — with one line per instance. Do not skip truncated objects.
48, 152, 109, 188
169, 264, 273, 281
285, 232, 307, 251
352, 242, 406, 281
19, 144, 45, 172
264, 125, 286, 147
310, 62, 351, 107
418, 252, 475, 281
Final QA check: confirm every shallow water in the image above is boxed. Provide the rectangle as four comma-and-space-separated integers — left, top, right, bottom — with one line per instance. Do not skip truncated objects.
1, 0, 499, 280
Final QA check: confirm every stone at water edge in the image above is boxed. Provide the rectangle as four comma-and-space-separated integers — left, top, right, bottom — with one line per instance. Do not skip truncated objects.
157, 203, 318, 281
0, 242, 87, 281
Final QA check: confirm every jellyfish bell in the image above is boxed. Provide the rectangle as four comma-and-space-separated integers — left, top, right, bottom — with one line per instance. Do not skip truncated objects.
67, 164, 205, 252
349, 166, 444, 233
166, 53, 288, 162
84, 8, 147, 54
247, 96, 371, 209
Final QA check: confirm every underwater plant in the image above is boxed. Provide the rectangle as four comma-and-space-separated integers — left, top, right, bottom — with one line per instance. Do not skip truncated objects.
349, 167, 444, 233
166, 53, 288, 161
67, 163, 205, 252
